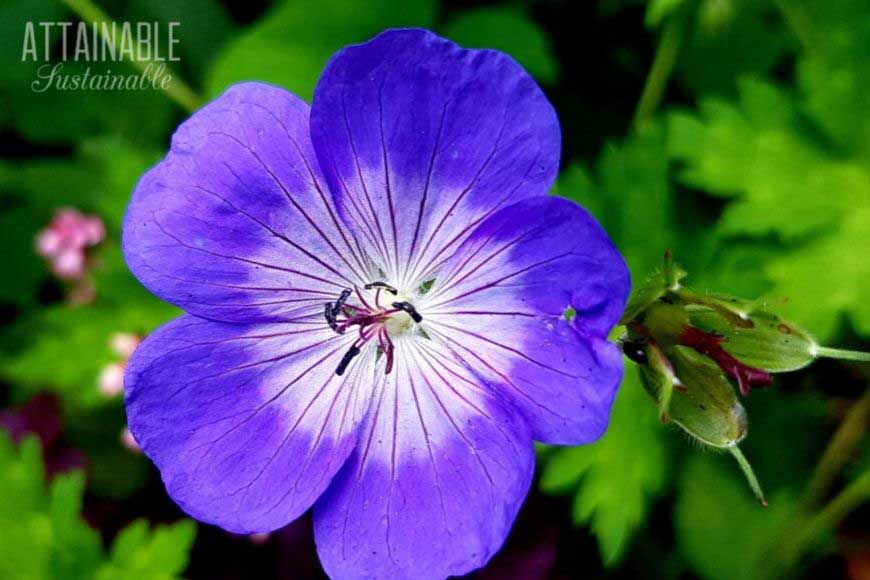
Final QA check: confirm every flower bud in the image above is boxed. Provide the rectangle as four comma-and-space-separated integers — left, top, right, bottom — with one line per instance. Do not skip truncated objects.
661, 346, 748, 448
623, 252, 870, 504
622, 252, 868, 398
620, 251, 868, 506
630, 334, 747, 444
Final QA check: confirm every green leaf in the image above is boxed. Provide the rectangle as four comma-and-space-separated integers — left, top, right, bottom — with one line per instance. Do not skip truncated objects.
0, 158, 102, 206
765, 207, 870, 338
206, 0, 435, 101
676, 454, 797, 580
553, 163, 601, 219
48, 473, 104, 579
0, 202, 52, 309
676, 0, 791, 97
0, 0, 182, 145
795, 0, 870, 155
667, 78, 804, 199
0, 434, 102, 580
596, 125, 676, 278
0, 432, 197, 579
540, 369, 668, 564
666, 76, 870, 339
666, 76, 850, 242
560, 122, 681, 279
95, 519, 197, 580
441, 7, 559, 83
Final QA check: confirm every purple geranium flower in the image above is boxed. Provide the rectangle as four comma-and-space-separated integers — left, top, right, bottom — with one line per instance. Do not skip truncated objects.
123, 28, 629, 579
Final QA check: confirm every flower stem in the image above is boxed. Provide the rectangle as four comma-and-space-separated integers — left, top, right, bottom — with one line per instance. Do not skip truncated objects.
801, 390, 869, 510
766, 471, 870, 579
815, 346, 870, 363
802, 471, 870, 544
771, 0, 817, 54
729, 446, 767, 507
60, 0, 202, 112
761, 392, 869, 579
632, 4, 691, 129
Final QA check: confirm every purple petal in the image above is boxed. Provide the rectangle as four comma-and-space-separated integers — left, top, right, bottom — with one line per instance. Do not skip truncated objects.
313, 339, 534, 579
420, 196, 630, 444
125, 313, 377, 533
310, 29, 560, 290
123, 82, 373, 323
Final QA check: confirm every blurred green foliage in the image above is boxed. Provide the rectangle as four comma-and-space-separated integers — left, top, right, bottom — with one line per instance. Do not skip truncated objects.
675, 454, 797, 580
0, 0, 866, 578
442, 6, 559, 83
0, 432, 196, 580
540, 372, 668, 564
207, 0, 437, 100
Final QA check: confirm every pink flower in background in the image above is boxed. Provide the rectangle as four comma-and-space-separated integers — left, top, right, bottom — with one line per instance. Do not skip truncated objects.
98, 333, 144, 453
110, 333, 140, 359
35, 208, 105, 281
248, 532, 271, 545
98, 333, 142, 397
119, 426, 141, 453
98, 363, 126, 397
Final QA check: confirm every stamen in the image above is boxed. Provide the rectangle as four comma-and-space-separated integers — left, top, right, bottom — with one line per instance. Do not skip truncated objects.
355, 287, 374, 311
378, 327, 395, 374
325, 289, 353, 333
326, 284, 420, 377
391, 301, 423, 323
324, 302, 339, 332
333, 288, 352, 315
364, 281, 398, 295
335, 345, 361, 376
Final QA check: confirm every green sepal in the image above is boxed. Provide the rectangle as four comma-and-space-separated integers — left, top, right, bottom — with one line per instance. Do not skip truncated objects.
721, 310, 817, 372
640, 346, 748, 449
686, 306, 817, 373
621, 270, 668, 325
681, 291, 761, 322
641, 301, 692, 345
620, 255, 687, 325
636, 343, 677, 421
685, 306, 734, 335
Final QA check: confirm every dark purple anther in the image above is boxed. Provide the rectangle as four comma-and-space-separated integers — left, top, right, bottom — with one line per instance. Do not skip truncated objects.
335, 344, 361, 376
364, 281, 398, 295
391, 301, 423, 323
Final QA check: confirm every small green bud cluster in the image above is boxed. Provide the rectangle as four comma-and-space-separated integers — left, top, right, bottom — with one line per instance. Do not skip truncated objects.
620, 252, 870, 505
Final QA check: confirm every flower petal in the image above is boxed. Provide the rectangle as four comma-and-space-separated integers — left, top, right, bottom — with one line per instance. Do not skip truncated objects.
123, 82, 373, 323
125, 313, 377, 533
313, 339, 534, 579
310, 29, 560, 289
420, 196, 630, 444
